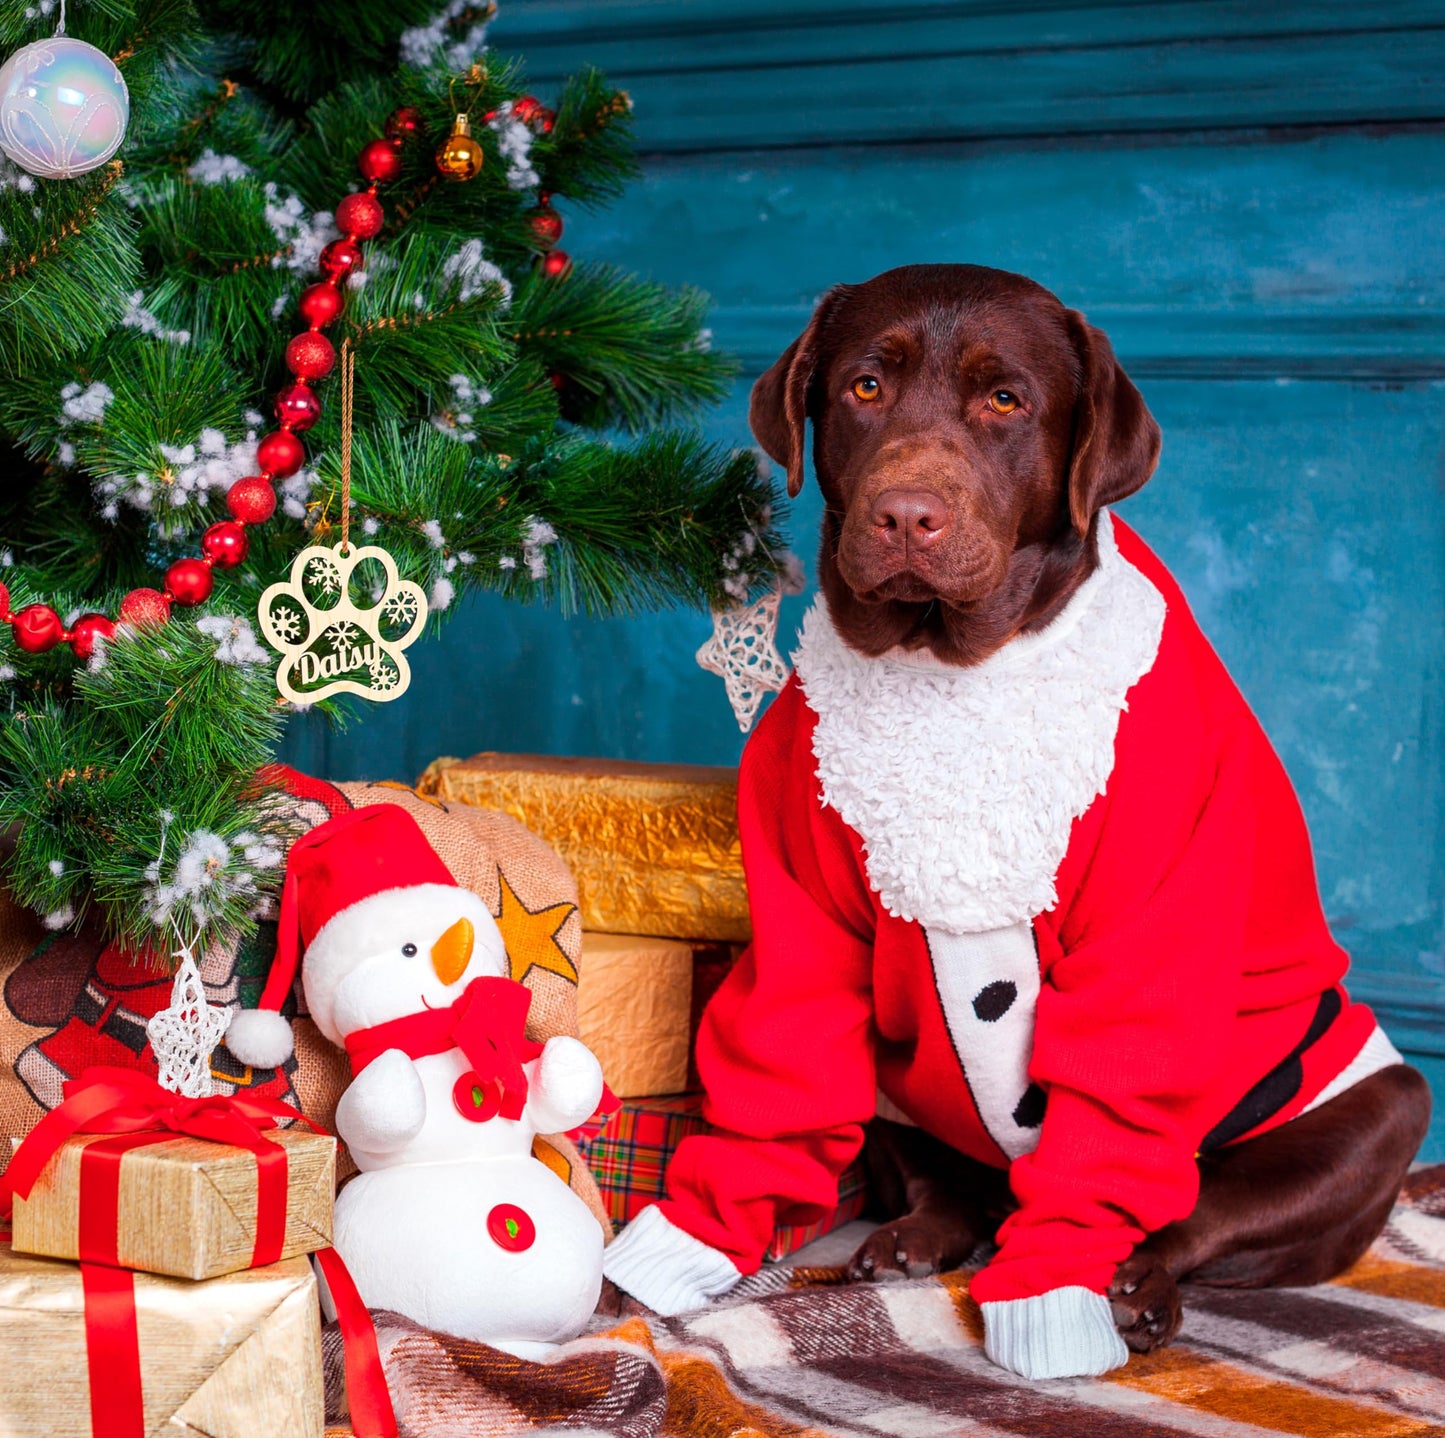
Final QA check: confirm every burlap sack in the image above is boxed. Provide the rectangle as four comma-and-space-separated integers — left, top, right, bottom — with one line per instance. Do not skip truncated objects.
0, 767, 609, 1237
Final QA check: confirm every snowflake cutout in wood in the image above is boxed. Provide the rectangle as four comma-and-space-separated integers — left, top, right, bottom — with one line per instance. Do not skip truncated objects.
368, 655, 400, 692
270, 604, 303, 643
696, 585, 790, 732
382, 590, 419, 627
306, 553, 343, 597
258, 540, 428, 705
146, 947, 230, 1098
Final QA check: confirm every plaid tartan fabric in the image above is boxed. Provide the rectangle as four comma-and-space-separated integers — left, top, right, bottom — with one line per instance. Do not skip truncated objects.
578, 1092, 868, 1261
327, 1168, 1445, 1438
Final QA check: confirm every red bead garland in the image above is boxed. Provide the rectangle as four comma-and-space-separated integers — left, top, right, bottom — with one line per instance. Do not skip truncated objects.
359, 138, 403, 183
384, 106, 422, 141
319, 238, 364, 283
255, 430, 304, 478
118, 589, 171, 627
69, 614, 115, 660
297, 283, 344, 330
336, 191, 384, 240
227, 476, 277, 525
285, 332, 337, 381
165, 558, 214, 608
12, 604, 63, 654
201, 521, 249, 569
2, 107, 418, 661
275, 382, 322, 430
540, 249, 572, 279
527, 206, 563, 249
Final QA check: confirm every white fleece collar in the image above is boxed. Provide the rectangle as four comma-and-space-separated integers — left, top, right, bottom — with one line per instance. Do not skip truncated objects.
793, 512, 1166, 933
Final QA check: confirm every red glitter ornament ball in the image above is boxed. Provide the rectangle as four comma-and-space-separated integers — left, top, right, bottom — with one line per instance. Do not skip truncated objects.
512, 95, 544, 125
336, 190, 385, 240
549, 371, 567, 391
0, 582, 10, 622
537, 107, 556, 134
256, 430, 305, 479
12, 603, 63, 654
319, 238, 364, 283
69, 613, 115, 660
359, 138, 403, 184
527, 206, 563, 249
275, 383, 322, 431
286, 331, 336, 381
202, 521, 249, 569
227, 476, 277, 525
298, 282, 344, 330
165, 558, 214, 608
385, 106, 423, 141
118, 588, 171, 627
539, 249, 572, 279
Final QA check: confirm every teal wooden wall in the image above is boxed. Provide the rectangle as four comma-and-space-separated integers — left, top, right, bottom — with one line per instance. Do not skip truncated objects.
281, 3, 1445, 1122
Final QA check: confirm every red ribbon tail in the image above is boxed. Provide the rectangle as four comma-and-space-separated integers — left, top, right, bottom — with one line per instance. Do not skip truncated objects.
249, 1141, 289, 1268
81, 1262, 145, 1438
316, 1247, 397, 1438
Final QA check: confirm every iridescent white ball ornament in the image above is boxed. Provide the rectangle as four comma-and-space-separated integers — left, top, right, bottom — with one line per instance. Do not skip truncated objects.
0, 35, 128, 180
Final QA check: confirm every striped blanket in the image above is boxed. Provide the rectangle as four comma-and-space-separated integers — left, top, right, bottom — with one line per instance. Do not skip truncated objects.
325, 1164, 1445, 1437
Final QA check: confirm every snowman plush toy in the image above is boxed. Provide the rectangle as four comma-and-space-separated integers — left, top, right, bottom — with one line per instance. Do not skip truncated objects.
226, 805, 607, 1358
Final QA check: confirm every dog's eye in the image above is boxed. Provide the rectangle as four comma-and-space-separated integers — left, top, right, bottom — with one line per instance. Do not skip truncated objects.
852, 376, 881, 402
988, 390, 1020, 414
402, 943, 418, 957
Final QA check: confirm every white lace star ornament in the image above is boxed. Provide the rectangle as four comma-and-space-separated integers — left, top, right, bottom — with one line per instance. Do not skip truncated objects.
695, 586, 790, 732
146, 947, 231, 1097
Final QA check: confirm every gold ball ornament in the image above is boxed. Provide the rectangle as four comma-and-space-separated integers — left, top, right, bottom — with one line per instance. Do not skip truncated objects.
435, 113, 483, 182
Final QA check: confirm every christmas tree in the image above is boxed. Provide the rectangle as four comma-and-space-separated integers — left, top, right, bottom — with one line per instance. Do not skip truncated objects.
0, 0, 786, 956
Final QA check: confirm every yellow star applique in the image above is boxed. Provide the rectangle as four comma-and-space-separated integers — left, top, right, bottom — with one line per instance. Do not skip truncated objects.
495, 870, 578, 986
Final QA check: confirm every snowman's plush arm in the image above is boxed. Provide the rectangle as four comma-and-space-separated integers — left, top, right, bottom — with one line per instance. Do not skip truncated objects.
335, 1047, 427, 1154
526, 1036, 604, 1134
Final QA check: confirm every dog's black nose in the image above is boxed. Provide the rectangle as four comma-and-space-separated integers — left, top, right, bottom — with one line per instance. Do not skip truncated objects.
871, 489, 950, 549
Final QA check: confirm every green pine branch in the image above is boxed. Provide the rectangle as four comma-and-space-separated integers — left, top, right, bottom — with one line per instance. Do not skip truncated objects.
0, 4, 792, 956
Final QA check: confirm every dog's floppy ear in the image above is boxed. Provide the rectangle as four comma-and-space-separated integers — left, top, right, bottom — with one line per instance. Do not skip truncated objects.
750, 288, 845, 498
1064, 310, 1161, 537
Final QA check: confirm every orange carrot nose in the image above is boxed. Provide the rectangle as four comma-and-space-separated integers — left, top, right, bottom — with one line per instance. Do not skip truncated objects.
431, 917, 474, 986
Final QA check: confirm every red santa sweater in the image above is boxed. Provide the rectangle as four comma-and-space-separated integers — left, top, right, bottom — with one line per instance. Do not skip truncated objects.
602, 513, 1387, 1379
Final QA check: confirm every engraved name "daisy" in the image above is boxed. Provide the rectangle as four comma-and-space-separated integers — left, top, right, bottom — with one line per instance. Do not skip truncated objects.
298, 642, 380, 686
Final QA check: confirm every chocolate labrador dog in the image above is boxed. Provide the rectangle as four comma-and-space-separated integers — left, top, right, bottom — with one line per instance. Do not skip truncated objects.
747, 263, 1430, 1353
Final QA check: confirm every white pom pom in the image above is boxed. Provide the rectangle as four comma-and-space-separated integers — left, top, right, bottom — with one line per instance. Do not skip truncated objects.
224, 1008, 294, 1069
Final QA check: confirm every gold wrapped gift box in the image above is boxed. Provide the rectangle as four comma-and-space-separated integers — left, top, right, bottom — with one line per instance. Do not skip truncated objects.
10, 1129, 335, 1280
419, 753, 749, 942
0, 1247, 324, 1437
578, 932, 694, 1098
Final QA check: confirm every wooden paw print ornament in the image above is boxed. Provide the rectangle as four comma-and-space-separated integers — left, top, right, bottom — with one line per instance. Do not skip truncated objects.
258, 340, 427, 704
259, 541, 427, 704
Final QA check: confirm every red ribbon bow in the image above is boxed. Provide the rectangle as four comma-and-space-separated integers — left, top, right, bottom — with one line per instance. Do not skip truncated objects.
1, 1065, 397, 1438
3, 1065, 320, 1269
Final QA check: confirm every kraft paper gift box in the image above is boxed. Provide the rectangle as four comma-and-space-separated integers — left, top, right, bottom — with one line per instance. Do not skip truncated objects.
10, 1127, 336, 1281
577, 1093, 869, 1262
578, 932, 694, 1099
418, 753, 749, 942
0, 1245, 324, 1437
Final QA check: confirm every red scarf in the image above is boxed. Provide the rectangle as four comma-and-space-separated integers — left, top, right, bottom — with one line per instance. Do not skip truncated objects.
345, 976, 543, 1120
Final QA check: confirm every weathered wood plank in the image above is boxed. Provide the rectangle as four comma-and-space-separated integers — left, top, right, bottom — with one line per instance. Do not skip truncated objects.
494, 4, 1445, 147
564, 128, 1445, 377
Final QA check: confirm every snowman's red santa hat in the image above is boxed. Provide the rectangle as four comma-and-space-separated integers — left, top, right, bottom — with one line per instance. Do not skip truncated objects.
225, 804, 464, 1070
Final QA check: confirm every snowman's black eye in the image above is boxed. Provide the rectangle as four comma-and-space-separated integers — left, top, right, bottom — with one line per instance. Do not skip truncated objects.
402, 943, 418, 957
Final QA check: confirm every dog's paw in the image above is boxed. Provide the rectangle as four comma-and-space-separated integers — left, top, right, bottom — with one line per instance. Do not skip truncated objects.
846, 1214, 969, 1283
1109, 1250, 1183, 1353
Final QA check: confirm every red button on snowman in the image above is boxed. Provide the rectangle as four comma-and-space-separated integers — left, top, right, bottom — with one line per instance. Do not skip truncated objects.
226, 805, 606, 1358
